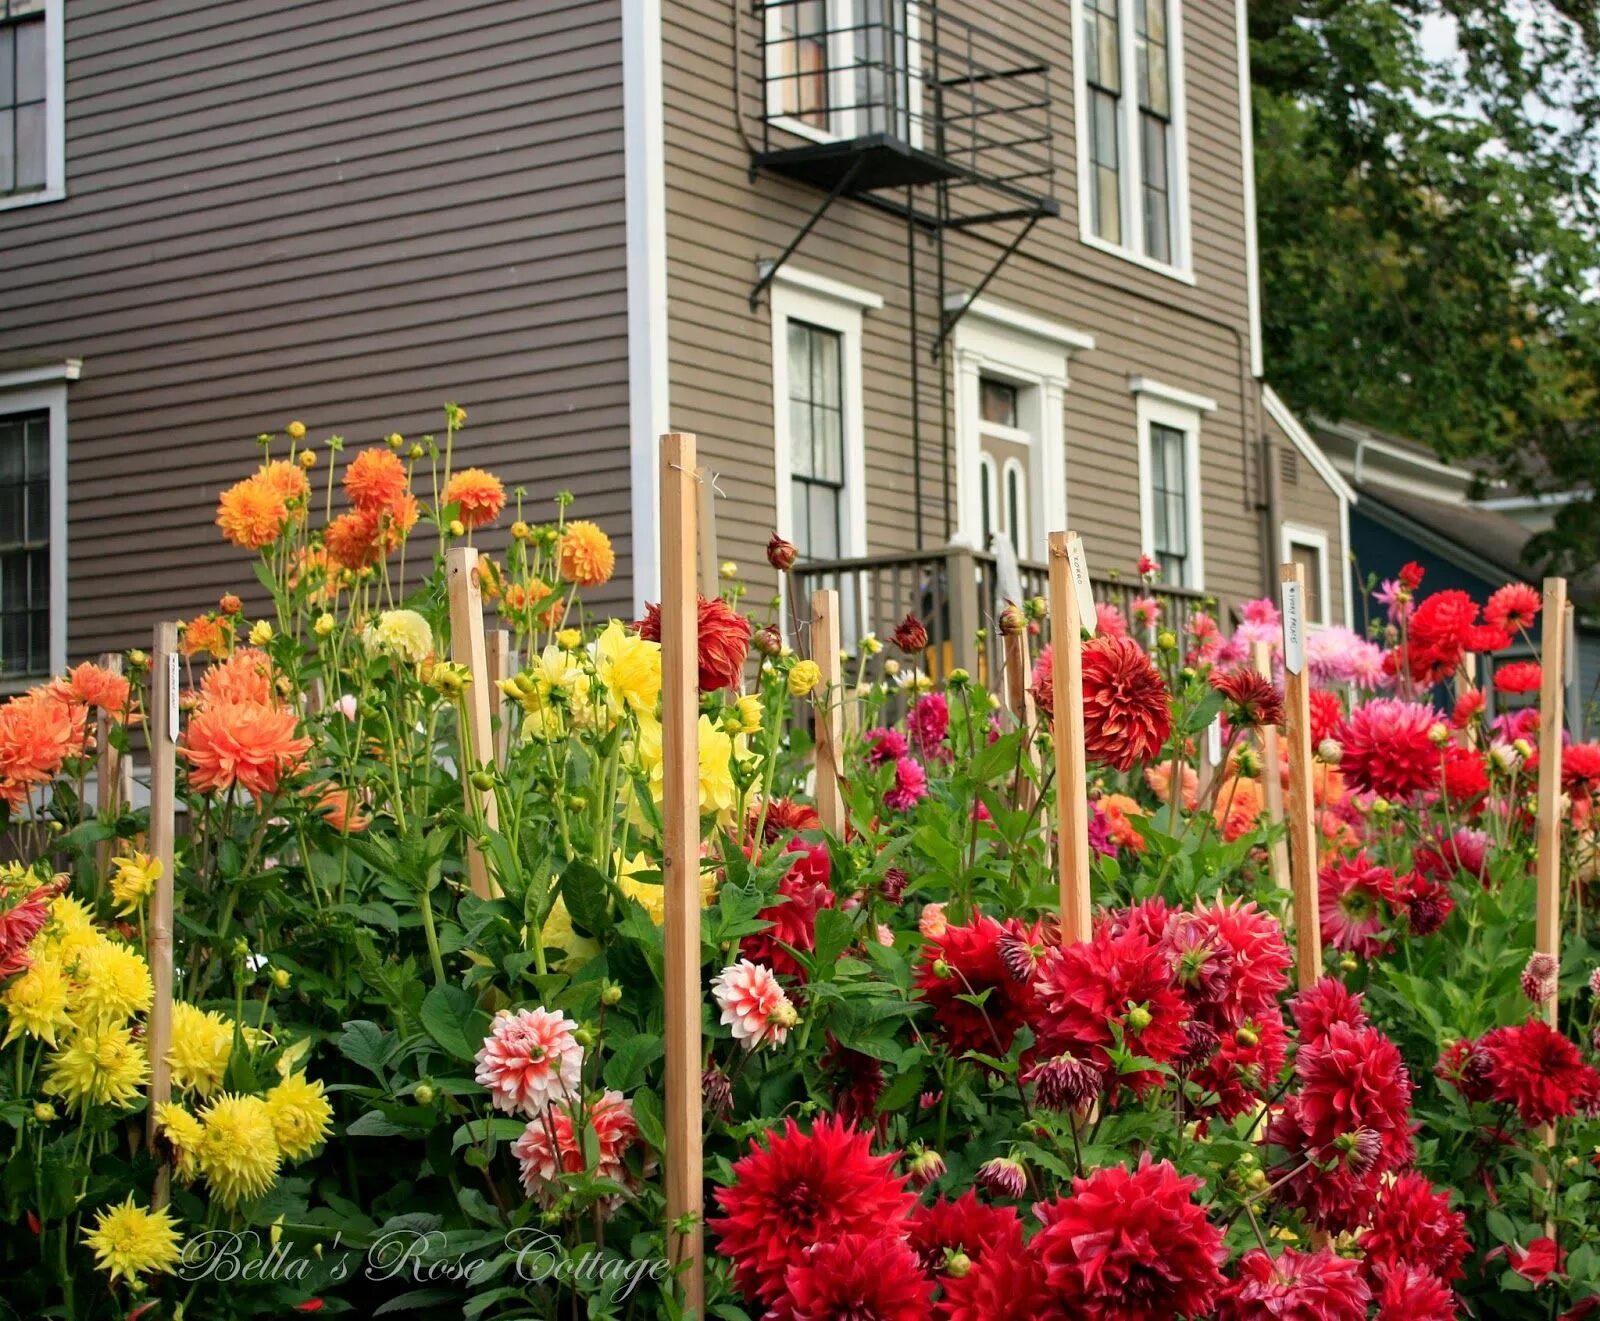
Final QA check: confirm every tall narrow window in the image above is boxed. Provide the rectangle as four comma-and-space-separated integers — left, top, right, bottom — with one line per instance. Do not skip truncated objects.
1, 0, 49, 197
788, 320, 846, 560
0, 410, 51, 678
1004, 461, 1026, 558
1134, 0, 1172, 262
1290, 543, 1323, 623
1148, 421, 1189, 585
775, 1, 830, 129
1082, 0, 1122, 245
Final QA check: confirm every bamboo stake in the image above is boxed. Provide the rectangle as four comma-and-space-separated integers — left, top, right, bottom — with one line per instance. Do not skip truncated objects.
446, 548, 501, 901
1048, 532, 1092, 944
1534, 577, 1569, 1026
146, 623, 179, 1207
1279, 563, 1323, 989
1252, 641, 1290, 891
486, 627, 511, 767
811, 589, 845, 838
94, 652, 125, 878
660, 433, 705, 1317
1003, 624, 1038, 812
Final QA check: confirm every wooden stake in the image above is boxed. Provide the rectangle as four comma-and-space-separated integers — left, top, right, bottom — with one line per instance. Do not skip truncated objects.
94, 652, 125, 878
1252, 641, 1290, 892
486, 627, 511, 767
660, 434, 705, 1317
1003, 625, 1039, 812
811, 589, 845, 839
446, 548, 502, 901
1048, 532, 1092, 944
1535, 577, 1569, 1026
1279, 563, 1323, 989
1455, 656, 1477, 748
146, 623, 179, 1207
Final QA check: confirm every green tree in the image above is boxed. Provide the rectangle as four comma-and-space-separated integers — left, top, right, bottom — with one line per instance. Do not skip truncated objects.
1251, 1, 1600, 570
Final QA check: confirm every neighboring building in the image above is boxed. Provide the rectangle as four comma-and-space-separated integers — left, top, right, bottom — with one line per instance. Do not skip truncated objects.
0, 0, 1352, 683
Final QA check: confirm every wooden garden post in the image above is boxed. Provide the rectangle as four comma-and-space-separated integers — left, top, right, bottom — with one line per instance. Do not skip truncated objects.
1455, 656, 1477, 747
1048, 532, 1093, 944
94, 651, 126, 876
1003, 622, 1038, 812
446, 548, 502, 900
1279, 563, 1323, 989
146, 623, 179, 1207
486, 627, 511, 767
1252, 641, 1290, 891
660, 433, 705, 1317
1535, 577, 1569, 1026
811, 589, 845, 838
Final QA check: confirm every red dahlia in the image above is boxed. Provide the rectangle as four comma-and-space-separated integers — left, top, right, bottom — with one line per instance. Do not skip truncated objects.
1211, 667, 1285, 729
1435, 1037, 1494, 1102
1031, 925, 1188, 1096
753, 796, 823, 842
1360, 1171, 1469, 1287
915, 916, 1042, 1058
905, 1189, 1021, 1271
739, 841, 835, 979
1289, 977, 1368, 1044
1372, 1265, 1458, 1321
1031, 636, 1173, 770
711, 1117, 914, 1307
892, 612, 930, 654
1479, 1018, 1600, 1127
1439, 745, 1489, 810
1318, 852, 1401, 960
636, 595, 751, 692
1265, 1107, 1385, 1232
1182, 898, 1293, 1027
1336, 699, 1441, 800
1401, 590, 1479, 683
1494, 660, 1543, 694
1563, 742, 1600, 801
1308, 687, 1344, 747
1217, 1248, 1370, 1321
1189, 1007, 1290, 1120
774, 1232, 933, 1321
1483, 581, 1542, 634
819, 1034, 886, 1132
1292, 1022, 1415, 1175
938, 1240, 1060, 1321
1032, 1156, 1225, 1321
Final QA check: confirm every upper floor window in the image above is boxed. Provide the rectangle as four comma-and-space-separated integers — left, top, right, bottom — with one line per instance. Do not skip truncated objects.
764, 0, 920, 144
1132, 375, 1215, 590
1075, 0, 1188, 275
0, 0, 62, 208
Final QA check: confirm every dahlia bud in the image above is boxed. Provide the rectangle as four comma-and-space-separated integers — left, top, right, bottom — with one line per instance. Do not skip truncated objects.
754, 625, 783, 657
1429, 722, 1451, 746
601, 982, 623, 1006
248, 620, 274, 646
1489, 741, 1522, 773
1024, 1053, 1100, 1110
1317, 738, 1342, 764
919, 902, 948, 939
931, 958, 952, 980
976, 1156, 1028, 1199
414, 1083, 436, 1106
1339, 954, 1358, 973
997, 932, 1044, 984
770, 1000, 799, 1030
385, 431, 404, 449
1521, 952, 1559, 1004
470, 770, 495, 792
947, 668, 971, 688
573, 1027, 597, 1049
788, 659, 823, 697
919, 1091, 942, 1111
1125, 1003, 1153, 1031
1370, 797, 1391, 816
883, 658, 901, 676
719, 560, 738, 581
999, 603, 1026, 636
862, 633, 883, 655
907, 1146, 946, 1188
892, 613, 930, 654
314, 612, 336, 637
1514, 737, 1534, 760
1234, 745, 1261, 777
879, 868, 908, 903
271, 968, 291, 989
1246, 1168, 1269, 1193
1157, 630, 1178, 651
944, 1250, 972, 1279
1175, 1021, 1221, 1072
219, 593, 242, 616
1236, 1024, 1260, 1048
766, 533, 799, 572
1335, 1126, 1382, 1176
448, 519, 466, 537
32, 1103, 55, 1123
298, 448, 317, 469
286, 420, 307, 440
702, 1065, 734, 1120
1026, 595, 1048, 621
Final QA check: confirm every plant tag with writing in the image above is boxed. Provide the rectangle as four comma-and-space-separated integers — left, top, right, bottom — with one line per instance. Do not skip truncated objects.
1280, 581, 1305, 675
167, 652, 180, 744
1067, 537, 1097, 636
1207, 717, 1223, 766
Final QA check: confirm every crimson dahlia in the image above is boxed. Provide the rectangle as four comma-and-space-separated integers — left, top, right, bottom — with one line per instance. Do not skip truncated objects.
773, 1233, 933, 1321
1317, 853, 1400, 960
1372, 1265, 1458, 1321
916, 916, 1042, 1058
1360, 1171, 1469, 1288
1216, 1248, 1370, 1321
1479, 1018, 1600, 1127
636, 595, 750, 691
739, 841, 835, 979
1288, 977, 1368, 1044
905, 1190, 1021, 1272
939, 1241, 1060, 1321
1335, 699, 1440, 800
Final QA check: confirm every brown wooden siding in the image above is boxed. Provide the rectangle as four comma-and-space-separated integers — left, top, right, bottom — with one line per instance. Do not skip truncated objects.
0, 0, 633, 659
663, 0, 1270, 625
1268, 413, 1350, 628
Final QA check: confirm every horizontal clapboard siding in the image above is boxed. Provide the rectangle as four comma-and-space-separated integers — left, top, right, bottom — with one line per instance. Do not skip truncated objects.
0, 0, 633, 658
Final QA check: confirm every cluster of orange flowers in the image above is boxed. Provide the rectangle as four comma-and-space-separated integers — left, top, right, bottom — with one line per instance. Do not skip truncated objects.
215, 461, 311, 551
0, 663, 129, 809
327, 448, 419, 571
179, 650, 311, 800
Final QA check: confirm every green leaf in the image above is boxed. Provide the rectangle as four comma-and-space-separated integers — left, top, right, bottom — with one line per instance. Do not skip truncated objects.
632, 1087, 666, 1151
346, 1110, 409, 1138
451, 1118, 526, 1152
338, 1020, 398, 1078
604, 1033, 665, 1093
561, 857, 614, 938
419, 984, 489, 1063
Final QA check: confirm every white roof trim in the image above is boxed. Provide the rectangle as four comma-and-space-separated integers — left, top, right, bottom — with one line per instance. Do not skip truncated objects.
945, 292, 1096, 352
759, 262, 884, 311
1128, 375, 1218, 413
0, 359, 81, 390
1263, 385, 1358, 505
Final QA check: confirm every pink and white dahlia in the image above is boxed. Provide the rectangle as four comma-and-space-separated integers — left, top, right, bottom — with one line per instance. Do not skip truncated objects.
712, 959, 796, 1051
474, 1006, 583, 1117
511, 1089, 645, 1206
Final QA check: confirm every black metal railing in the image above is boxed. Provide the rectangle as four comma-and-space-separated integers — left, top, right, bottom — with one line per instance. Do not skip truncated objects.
755, 0, 1055, 210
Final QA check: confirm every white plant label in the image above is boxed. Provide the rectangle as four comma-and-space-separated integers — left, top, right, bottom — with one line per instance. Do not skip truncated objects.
1281, 581, 1306, 675
1207, 716, 1223, 767
167, 652, 180, 743
1067, 537, 1097, 636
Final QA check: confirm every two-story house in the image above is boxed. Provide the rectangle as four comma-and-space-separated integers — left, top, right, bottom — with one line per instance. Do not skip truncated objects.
0, 0, 1353, 681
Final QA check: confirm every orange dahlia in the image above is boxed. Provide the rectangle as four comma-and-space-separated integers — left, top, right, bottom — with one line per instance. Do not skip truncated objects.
179, 614, 233, 660
257, 459, 311, 511
66, 662, 131, 718
216, 474, 289, 550
443, 468, 505, 529
343, 448, 409, 514
1213, 774, 1263, 842
0, 685, 87, 808
200, 649, 275, 708
325, 509, 383, 570
558, 520, 615, 588
309, 783, 368, 833
180, 701, 312, 799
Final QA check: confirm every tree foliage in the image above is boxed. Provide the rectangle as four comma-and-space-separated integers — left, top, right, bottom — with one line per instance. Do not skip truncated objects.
1251, 1, 1600, 570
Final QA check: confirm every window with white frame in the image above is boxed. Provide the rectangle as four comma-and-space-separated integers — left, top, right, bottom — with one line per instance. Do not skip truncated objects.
0, 380, 66, 682
1281, 524, 1331, 628
1, 0, 64, 208
1074, 0, 1188, 272
764, 0, 920, 144
1133, 377, 1213, 590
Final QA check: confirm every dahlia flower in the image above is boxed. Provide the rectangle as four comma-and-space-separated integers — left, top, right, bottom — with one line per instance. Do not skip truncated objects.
863, 726, 909, 766
1306, 626, 1389, 689
1189, 1008, 1289, 1119
343, 447, 409, 513
1288, 976, 1368, 1043
1081, 634, 1173, 769
777, 1233, 933, 1321
196, 1093, 282, 1208
1336, 699, 1440, 799
215, 472, 290, 549
264, 1071, 334, 1160
45, 1022, 149, 1114
1401, 590, 1479, 683
819, 1033, 886, 1130
511, 1089, 644, 1207
1479, 1018, 1600, 1127
180, 700, 313, 799
81, 1195, 182, 1286
1217, 1248, 1370, 1321
1360, 1171, 1469, 1287
1318, 852, 1401, 959
166, 1001, 233, 1097
884, 755, 929, 811
916, 915, 1041, 1057
557, 519, 616, 586
711, 959, 796, 1051
1521, 952, 1560, 1005
1484, 581, 1542, 634
908, 692, 951, 761
473, 1007, 583, 1117
892, 613, 930, 653
1180, 899, 1292, 1027
1211, 667, 1284, 728
939, 1243, 1057, 1321
1373, 1265, 1458, 1321
637, 595, 751, 691
738, 841, 835, 978
200, 647, 275, 707
1494, 660, 1543, 694
907, 1189, 1022, 1270
442, 466, 505, 528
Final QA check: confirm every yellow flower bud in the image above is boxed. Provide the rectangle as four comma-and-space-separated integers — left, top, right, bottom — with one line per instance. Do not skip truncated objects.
286, 420, 307, 440
314, 612, 336, 637
248, 621, 274, 646
414, 1083, 436, 1106
271, 968, 291, 989
386, 432, 404, 450
719, 560, 739, 580
449, 519, 466, 537
556, 628, 582, 651
788, 658, 823, 697
297, 448, 317, 469
32, 1102, 55, 1123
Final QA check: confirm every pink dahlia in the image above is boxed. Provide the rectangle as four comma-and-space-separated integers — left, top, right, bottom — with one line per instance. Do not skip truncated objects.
1293, 1022, 1414, 1173
712, 959, 795, 1051
1336, 698, 1441, 800
1032, 1156, 1225, 1321
1217, 1248, 1370, 1321
908, 693, 952, 762
474, 1007, 583, 1117
511, 1089, 645, 1206
884, 755, 929, 811
864, 726, 909, 766
774, 1233, 933, 1321
1318, 852, 1400, 960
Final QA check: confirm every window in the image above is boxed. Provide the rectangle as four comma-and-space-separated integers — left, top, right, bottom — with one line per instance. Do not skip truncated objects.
981, 379, 1018, 427
764, 0, 920, 143
787, 320, 846, 559
0, 375, 67, 684
1133, 376, 1214, 590
1074, 0, 1188, 274
773, 1, 829, 130
1280, 524, 1332, 628
0, 0, 62, 209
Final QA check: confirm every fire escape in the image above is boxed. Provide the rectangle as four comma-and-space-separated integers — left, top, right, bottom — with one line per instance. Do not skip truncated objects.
747, 0, 1059, 551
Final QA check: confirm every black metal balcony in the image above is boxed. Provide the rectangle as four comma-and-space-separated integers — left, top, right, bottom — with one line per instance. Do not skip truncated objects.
755, 0, 1058, 218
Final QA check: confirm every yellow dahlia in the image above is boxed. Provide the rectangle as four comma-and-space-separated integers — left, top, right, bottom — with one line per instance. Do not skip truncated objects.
69, 938, 154, 1023
362, 608, 434, 665
154, 1101, 204, 1182
558, 519, 616, 587
108, 851, 162, 916
82, 1194, 182, 1285
37, 893, 98, 964
44, 1022, 149, 1113
167, 1001, 234, 1097
197, 1093, 281, 1208
1, 956, 71, 1045
595, 619, 661, 721
264, 1071, 333, 1159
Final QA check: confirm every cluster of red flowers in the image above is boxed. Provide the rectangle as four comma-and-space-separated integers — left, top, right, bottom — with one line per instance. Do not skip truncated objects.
1442, 1018, 1600, 1127
637, 594, 751, 691
1318, 850, 1454, 956
1030, 634, 1172, 771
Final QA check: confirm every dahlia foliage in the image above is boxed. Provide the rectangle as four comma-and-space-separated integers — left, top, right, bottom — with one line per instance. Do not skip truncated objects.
3, 417, 1600, 1318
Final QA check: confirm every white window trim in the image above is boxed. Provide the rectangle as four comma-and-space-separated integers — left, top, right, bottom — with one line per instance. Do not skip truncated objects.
762, 1, 923, 147
770, 271, 874, 560
0, 0, 66, 212
1069, 0, 1194, 281
1133, 381, 1207, 591
950, 297, 1091, 560
1281, 522, 1332, 629
0, 381, 68, 686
